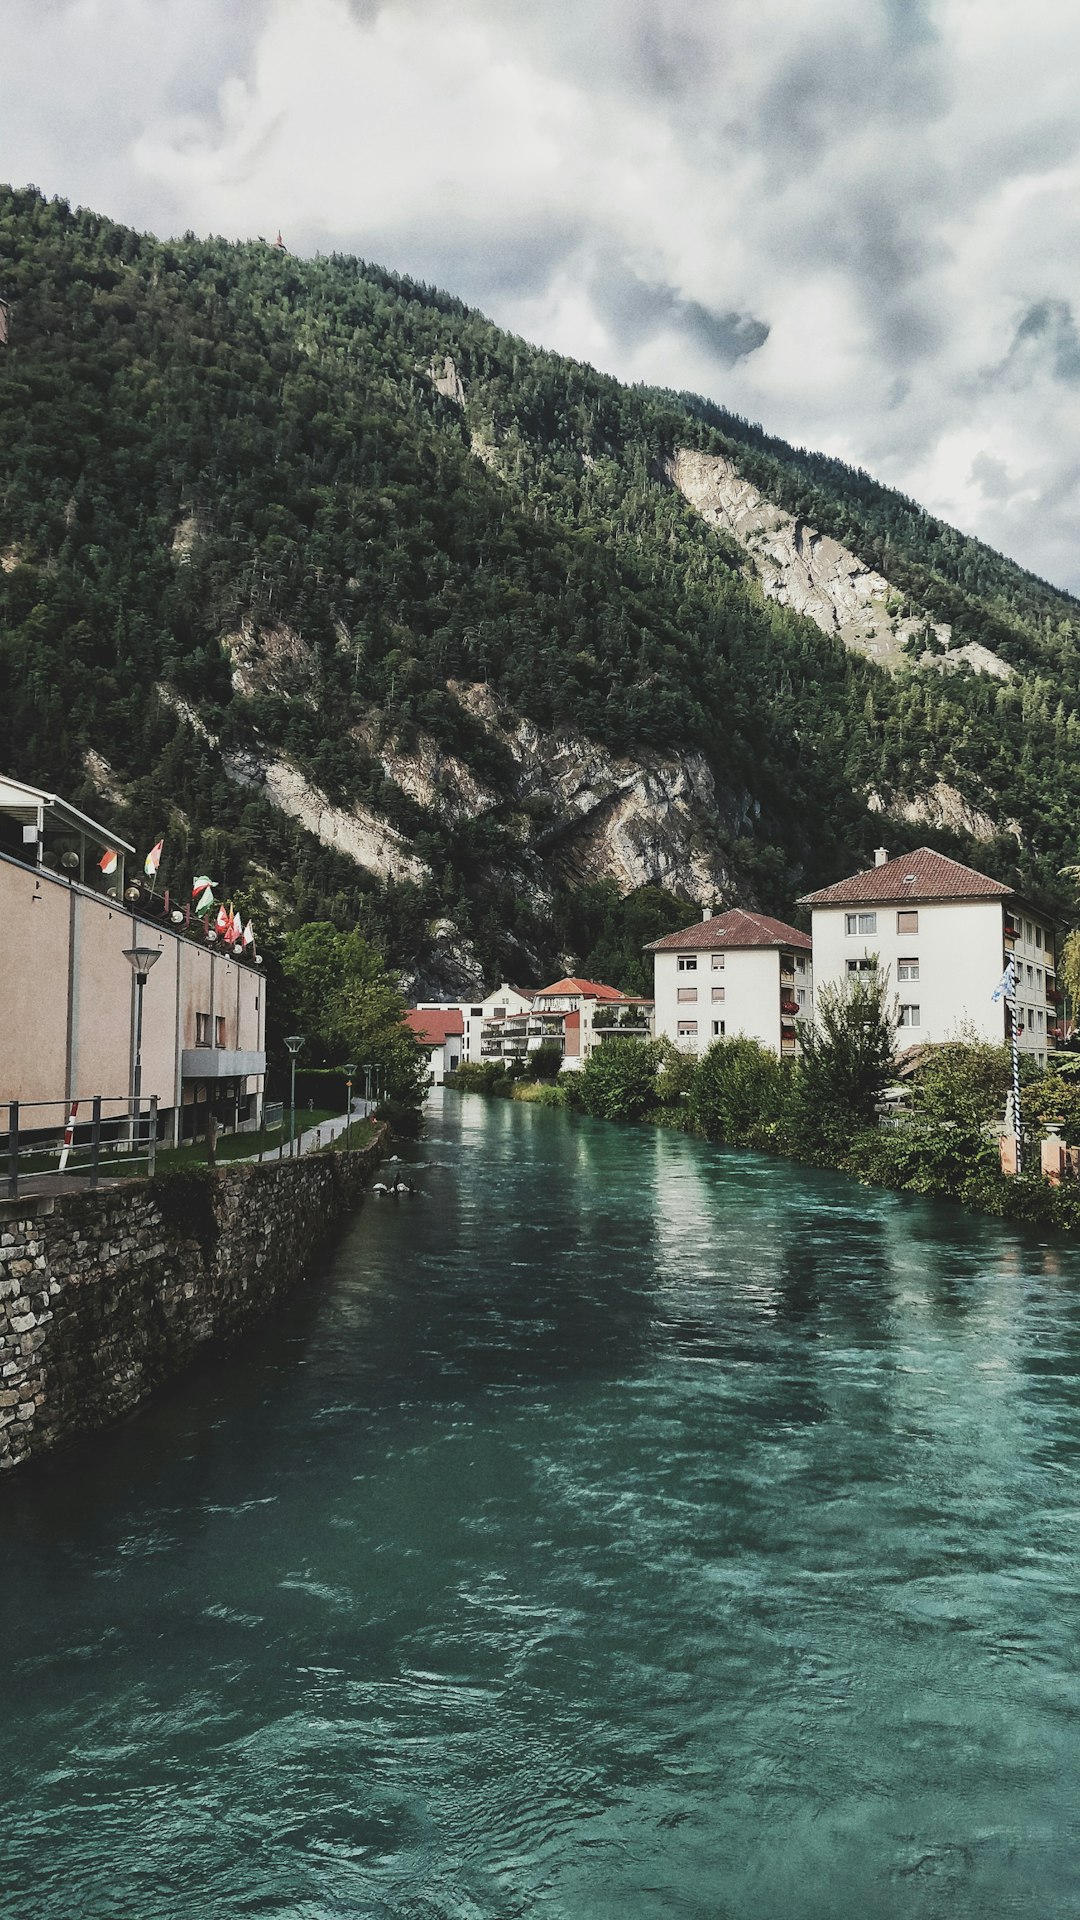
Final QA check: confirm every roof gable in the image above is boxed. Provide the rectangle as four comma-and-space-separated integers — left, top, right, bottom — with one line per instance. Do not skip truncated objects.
644, 907, 811, 953
404, 1008, 464, 1046
798, 847, 1013, 908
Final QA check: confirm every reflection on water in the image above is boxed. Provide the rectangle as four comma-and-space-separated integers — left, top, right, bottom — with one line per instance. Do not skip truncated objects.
2, 1090, 1080, 1918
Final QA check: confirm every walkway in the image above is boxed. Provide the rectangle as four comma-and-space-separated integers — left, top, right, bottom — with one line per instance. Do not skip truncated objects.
247, 1099, 375, 1165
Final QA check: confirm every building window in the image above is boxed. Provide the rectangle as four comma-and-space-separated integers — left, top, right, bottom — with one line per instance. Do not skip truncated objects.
1026, 964, 1034, 985
847, 958, 876, 974
1035, 926, 1043, 949
846, 912, 877, 935
712, 954, 725, 971
896, 909, 919, 934
898, 1004, 921, 1028
216, 1015, 226, 1047
677, 955, 698, 972
677, 1020, 698, 1038
796, 955, 806, 972
677, 985, 698, 1003
712, 1020, 725, 1037
471, 1006, 482, 1017
796, 988, 807, 1008
1025, 919, 1033, 943
195, 1012, 211, 1047
1037, 1008, 1045, 1029
711, 985, 725, 1002
897, 958, 919, 982
492, 1007, 505, 1020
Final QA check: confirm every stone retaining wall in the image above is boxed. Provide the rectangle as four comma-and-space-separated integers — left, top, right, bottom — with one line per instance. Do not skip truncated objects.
0, 1132, 384, 1473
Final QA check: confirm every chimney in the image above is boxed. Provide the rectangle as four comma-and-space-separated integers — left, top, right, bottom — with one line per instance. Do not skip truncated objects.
874, 847, 889, 867
702, 903, 712, 921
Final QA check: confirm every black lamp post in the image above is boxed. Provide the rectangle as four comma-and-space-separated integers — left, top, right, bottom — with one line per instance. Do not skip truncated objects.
343, 1061, 357, 1153
122, 946, 162, 1151
284, 1035, 303, 1158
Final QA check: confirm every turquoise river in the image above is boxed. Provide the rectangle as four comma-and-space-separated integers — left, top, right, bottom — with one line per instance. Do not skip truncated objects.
2, 1091, 1080, 1918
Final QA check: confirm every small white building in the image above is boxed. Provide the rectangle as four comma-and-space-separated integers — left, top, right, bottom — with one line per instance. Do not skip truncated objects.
403, 1008, 464, 1084
799, 847, 1056, 1065
478, 977, 654, 1071
417, 983, 532, 1063
646, 909, 813, 1057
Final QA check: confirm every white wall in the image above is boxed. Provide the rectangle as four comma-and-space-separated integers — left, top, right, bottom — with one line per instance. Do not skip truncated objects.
653, 947, 811, 1055
810, 898, 1054, 1064
418, 983, 531, 1062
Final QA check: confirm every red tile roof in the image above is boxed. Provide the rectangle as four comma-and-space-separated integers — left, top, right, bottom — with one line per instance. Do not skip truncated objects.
404, 1007, 464, 1046
533, 976, 627, 1001
645, 908, 811, 953
798, 847, 1013, 908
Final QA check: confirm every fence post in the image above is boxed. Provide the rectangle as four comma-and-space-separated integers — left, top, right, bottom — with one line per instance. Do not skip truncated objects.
90, 1096, 102, 1189
148, 1096, 158, 1179
6, 1102, 17, 1202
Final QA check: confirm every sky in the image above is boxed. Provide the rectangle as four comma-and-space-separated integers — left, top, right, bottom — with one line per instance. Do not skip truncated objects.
5, 0, 1080, 592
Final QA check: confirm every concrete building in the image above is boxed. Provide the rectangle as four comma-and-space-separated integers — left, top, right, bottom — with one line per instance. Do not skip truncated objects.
799, 847, 1056, 1065
479, 977, 654, 1070
647, 908, 812, 1058
416, 983, 532, 1063
0, 775, 266, 1141
403, 1007, 464, 1084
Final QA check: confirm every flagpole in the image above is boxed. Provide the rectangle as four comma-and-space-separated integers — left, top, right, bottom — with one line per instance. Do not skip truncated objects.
1010, 990, 1022, 1174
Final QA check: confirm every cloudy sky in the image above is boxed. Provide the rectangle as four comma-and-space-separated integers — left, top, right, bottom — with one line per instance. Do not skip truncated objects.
5, 0, 1080, 591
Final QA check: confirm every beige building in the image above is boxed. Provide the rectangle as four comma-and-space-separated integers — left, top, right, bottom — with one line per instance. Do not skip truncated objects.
647, 908, 812, 1057
0, 775, 266, 1142
800, 847, 1056, 1065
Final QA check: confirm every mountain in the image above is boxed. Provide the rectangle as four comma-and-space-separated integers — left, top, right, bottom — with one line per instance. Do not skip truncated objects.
2, 183, 1079, 994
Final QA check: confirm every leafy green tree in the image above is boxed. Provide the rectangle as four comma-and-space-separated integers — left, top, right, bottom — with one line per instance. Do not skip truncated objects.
911, 1034, 1013, 1130
576, 1039, 662, 1122
688, 1037, 787, 1146
280, 921, 424, 1106
794, 967, 897, 1144
530, 1042, 564, 1081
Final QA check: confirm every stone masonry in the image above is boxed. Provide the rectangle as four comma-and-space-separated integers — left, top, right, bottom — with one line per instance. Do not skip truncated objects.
0, 1132, 384, 1473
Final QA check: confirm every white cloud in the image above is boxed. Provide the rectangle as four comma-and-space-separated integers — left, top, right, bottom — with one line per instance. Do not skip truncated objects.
3, 0, 1080, 590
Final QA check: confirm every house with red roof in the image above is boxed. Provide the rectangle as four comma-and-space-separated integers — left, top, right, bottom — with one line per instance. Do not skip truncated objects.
403, 1007, 464, 1085
645, 907, 812, 1058
479, 976, 654, 1070
799, 846, 1056, 1062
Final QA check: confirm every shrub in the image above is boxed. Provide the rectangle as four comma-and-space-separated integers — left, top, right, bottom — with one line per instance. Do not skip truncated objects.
530, 1043, 564, 1081
794, 967, 897, 1146
689, 1037, 787, 1146
576, 1039, 663, 1122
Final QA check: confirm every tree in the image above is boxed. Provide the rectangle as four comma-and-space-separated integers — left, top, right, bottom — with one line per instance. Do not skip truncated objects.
689, 1036, 787, 1146
912, 1034, 1012, 1130
575, 1039, 662, 1122
794, 966, 897, 1144
280, 921, 424, 1107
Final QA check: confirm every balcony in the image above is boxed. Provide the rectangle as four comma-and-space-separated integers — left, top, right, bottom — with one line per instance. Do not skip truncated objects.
780, 997, 801, 1017
181, 1048, 265, 1080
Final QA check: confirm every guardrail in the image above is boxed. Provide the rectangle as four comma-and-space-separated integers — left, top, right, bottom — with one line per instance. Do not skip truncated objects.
1, 1096, 159, 1201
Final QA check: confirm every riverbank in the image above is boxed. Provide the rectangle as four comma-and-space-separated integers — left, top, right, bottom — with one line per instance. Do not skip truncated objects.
0, 1124, 386, 1473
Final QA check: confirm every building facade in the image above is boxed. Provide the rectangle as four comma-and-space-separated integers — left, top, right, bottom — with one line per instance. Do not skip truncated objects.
647, 908, 813, 1057
403, 1008, 464, 1084
0, 777, 266, 1142
416, 984, 532, 1063
477, 977, 654, 1070
800, 847, 1056, 1064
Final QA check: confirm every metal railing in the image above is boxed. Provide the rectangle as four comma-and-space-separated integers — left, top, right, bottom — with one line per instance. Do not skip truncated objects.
2, 1096, 159, 1201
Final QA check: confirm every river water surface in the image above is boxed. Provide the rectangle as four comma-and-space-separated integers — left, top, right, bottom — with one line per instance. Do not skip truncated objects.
3, 1092, 1080, 1918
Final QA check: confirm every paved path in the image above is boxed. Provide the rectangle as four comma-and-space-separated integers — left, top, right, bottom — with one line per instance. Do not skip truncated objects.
247, 1099, 375, 1165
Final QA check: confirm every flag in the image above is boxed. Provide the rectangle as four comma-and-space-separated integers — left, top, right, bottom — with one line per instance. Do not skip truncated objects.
191, 873, 214, 897
992, 960, 1017, 1003
144, 838, 164, 878
242, 919, 255, 948
98, 848, 118, 875
215, 903, 229, 934
228, 907, 242, 944
194, 885, 215, 916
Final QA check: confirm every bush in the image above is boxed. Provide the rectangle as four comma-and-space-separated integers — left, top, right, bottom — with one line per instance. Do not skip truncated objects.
530, 1043, 564, 1081
794, 967, 897, 1147
689, 1037, 787, 1147
576, 1039, 663, 1122
912, 1036, 1014, 1130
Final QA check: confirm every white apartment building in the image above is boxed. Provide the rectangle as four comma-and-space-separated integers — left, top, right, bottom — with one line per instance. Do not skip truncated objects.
646, 909, 813, 1057
800, 847, 1056, 1065
479, 978, 654, 1070
417, 982, 532, 1063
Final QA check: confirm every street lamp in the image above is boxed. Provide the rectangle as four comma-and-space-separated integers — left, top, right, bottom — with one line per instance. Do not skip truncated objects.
342, 1061, 357, 1154
123, 946, 162, 1152
284, 1035, 303, 1159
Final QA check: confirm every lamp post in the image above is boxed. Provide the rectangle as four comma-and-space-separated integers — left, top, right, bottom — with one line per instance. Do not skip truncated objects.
284, 1035, 303, 1159
122, 946, 162, 1155
343, 1062, 357, 1153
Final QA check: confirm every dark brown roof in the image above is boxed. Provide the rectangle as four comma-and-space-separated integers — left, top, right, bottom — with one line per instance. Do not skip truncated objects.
644, 908, 811, 953
798, 847, 1013, 908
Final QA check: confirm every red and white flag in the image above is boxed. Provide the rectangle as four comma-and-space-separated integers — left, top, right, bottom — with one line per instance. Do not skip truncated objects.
143, 838, 164, 878
215, 903, 229, 934
242, 919, 255, 948
98, 849, 118, 875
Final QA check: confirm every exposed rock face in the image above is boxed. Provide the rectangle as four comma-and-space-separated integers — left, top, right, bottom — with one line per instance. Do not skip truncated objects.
81, 748, 126, 809
429, 355, 466, 406
448, 681, 736, 903
0, 545, 24, 573
224, 748, 430, 885
351, 718, 497, 822
868, 781, 1021, 843
170, 511, 202, 561
222, 619, 319, 701
666, 448, 1013, 680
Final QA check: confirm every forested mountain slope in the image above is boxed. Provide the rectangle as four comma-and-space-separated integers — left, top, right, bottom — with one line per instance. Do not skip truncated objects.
1, 185, 1078, 991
